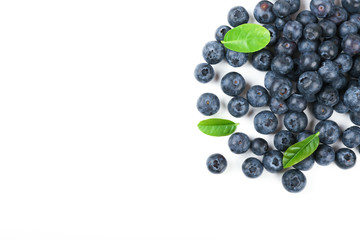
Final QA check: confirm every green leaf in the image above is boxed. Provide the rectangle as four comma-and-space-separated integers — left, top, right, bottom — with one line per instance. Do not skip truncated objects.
283, 132, 320, 169
197, 118, 239, 137
221, 23, 270, 53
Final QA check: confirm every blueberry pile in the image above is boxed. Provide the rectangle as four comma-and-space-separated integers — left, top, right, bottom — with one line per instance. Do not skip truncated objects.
196, 0, 360, 193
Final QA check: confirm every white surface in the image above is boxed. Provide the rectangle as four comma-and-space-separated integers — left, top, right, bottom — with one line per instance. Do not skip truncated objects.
0, 0, 359, 239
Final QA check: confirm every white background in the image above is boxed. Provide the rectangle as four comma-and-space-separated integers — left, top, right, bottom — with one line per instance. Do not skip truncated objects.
0, 0, 359, 239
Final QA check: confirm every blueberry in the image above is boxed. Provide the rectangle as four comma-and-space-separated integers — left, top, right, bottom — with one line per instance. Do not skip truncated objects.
350, 55, 360, 77
317, 85, 339, 107
228, 132, 251, 154
334, 99, 350, 113
194, 63, 214, 84
275, 16, 291, 30
303, 23, 322, 41
254, 110, 279, 134
207, 153, 227, 174
202, 41, 225, 64
293, 156, 315, 171
271, 54, 294, 75
297, 130, 313, 141
270, 78, 293, 100
225, 50, 248, 68
270, 97, 289, 114
264, 71, 281, 90
221, 72, 246, 97
273, 0, 292, 18
215, 25, 231, 42
284, 111, 308, 133
342, 33, 360, 56
283, 20, 303, 42
262, 150, 284, 173
299, 52, 321, 71
350, 111, 360, 125
287, 94, 307, 112
228, 6, 249, 27
287, 57, 302, 81
242, 158, 264, 178
342, 0, 360, 14
312, 102, 333, 120
315, 120, 341, 144
343, 86, 360, 112
298, 39, 319, 53
310, 0, 334, 18
335, 148, 357, 169
334, 53, 353, 73
275, 37, 297, 56
342, 126, 360, 148
228, 97, 249, 118
251, 138, 269, 156
318, 19, 337, 38
254, 1, 276, 24
264, 24, 279, 46
314, 144, 335, 166
197, 93, 220, 116
339, 21, 358, 38
251, 49, 273, 71
247, 85, 270, 107
327, 6, 348, 25
297, 71, 323, 95
274, 130, 296, 151
318, 60, 339, 83
282, 169, 306, 193
318, 40, 339, 60
330, 73, 348, 90
296, 10, 318, 26
349, 13, 360, 29
284, 0, 300, 14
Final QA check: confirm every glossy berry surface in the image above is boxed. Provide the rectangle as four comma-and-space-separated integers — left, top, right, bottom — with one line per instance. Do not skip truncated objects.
247, 85, 270, 107
317, 85, 339, 107
221, 72, 246, 97
207, 154, 227, 174
228, 97, 249, 118
227, 6, 249, 27
299, 51, 321, 71
318, 19, 337, 38
262, 150, 284, 173
282, 169, 307, 193
254, 1, 276, 24
312, 102, 333, 120
273, 0, 292, 18
284, 111, 308, 133
194, 63, 214, 83
283, 20, 303, 42
270, 78, 293, 100
287, 94, 307, 112
303, 23, 322, 41
274, 130, 296, 151
197, 93, 220, 116
350, 111, 360, 125
315, 120, 341, 144
343, 86, 360, 112
335, 148, 357, 169
296, 10, 318, 26
250, 138, 269, 156
297, 71, 323, 95
225, 50, 248, 68
271, 54, 294, 75
242, 158, 264, 178
315, 144, 335, 166
310, 0, 335, 18
254, 111, 278, 134
202, 41, 225, 64
215, 25, 231, 42
342, 126, 360, 148
270, 97, 289, 115
228, 132, 251, 154
251, 49, 273, 71
293, 156, 315, 171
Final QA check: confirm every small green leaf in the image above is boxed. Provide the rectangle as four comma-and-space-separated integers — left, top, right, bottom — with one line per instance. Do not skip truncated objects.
198, 118, 239, 137
283, 132, 320, 169
221, 23, 270, 53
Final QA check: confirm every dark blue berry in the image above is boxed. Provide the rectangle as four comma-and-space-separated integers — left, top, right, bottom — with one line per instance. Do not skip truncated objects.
335, 148, 357, 169
273, 0, 292, 18
251, 138, 269, 156
342, 126, 360, 148
296, 10, 318, 26
312, 102, 333, 120
318, 60, 339, 83
275, 16, 291, 30
282, 169, 306, 193
349, 13, 360, 29
275, 37, 297, 55
254, 110, 279, 134
350, 55, 360, 77
247, 85, 270, 107
271, 54, 294, 75
342, 33, 360, 56
194, 63, 214, 83
334, 99, 350, 113
298, 39, 320, 53
330, 73, 348, 90
197, 93, 220, 116
350, 111, 360, 125
343, 86, 360, 112
297, 130, 313, 141
342, 0, 360, 14
225, 50, 248, 68
254, 1, 276, 24
270, 78, 293, 100
284, 111, 308, 133
310, 0, 335, 18
339, 21, 358, 38
207, 153, 227, 174
287, 94, 307, 112
318, 19, 337, 38
317, 85, 339, 107
215, 25, 231, 42
293, 156, 315, 171
228, 97, 249, 118
297, 71, 323, 95
284, 0, 300, 14
221, 72, 246, 96
262, 150, 284, 173
202, 41, 225, 64
283, 20, 303, 42
264, 71, 281, 90
318, 40, 339, 60
264, 24, 279, 46
270, 97, 289, 114
274, 130, 296, 151
303, 23, 322, 41
251, 49, 273, 71
242, 158, 264, 178
334, 53, 353, 73
327, 6, 348, 25
228, 132, 251, 154
228, 6, 249, 27
299, 51, 321, 71
315, 120, 341, 144
315, 144, 335, 166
